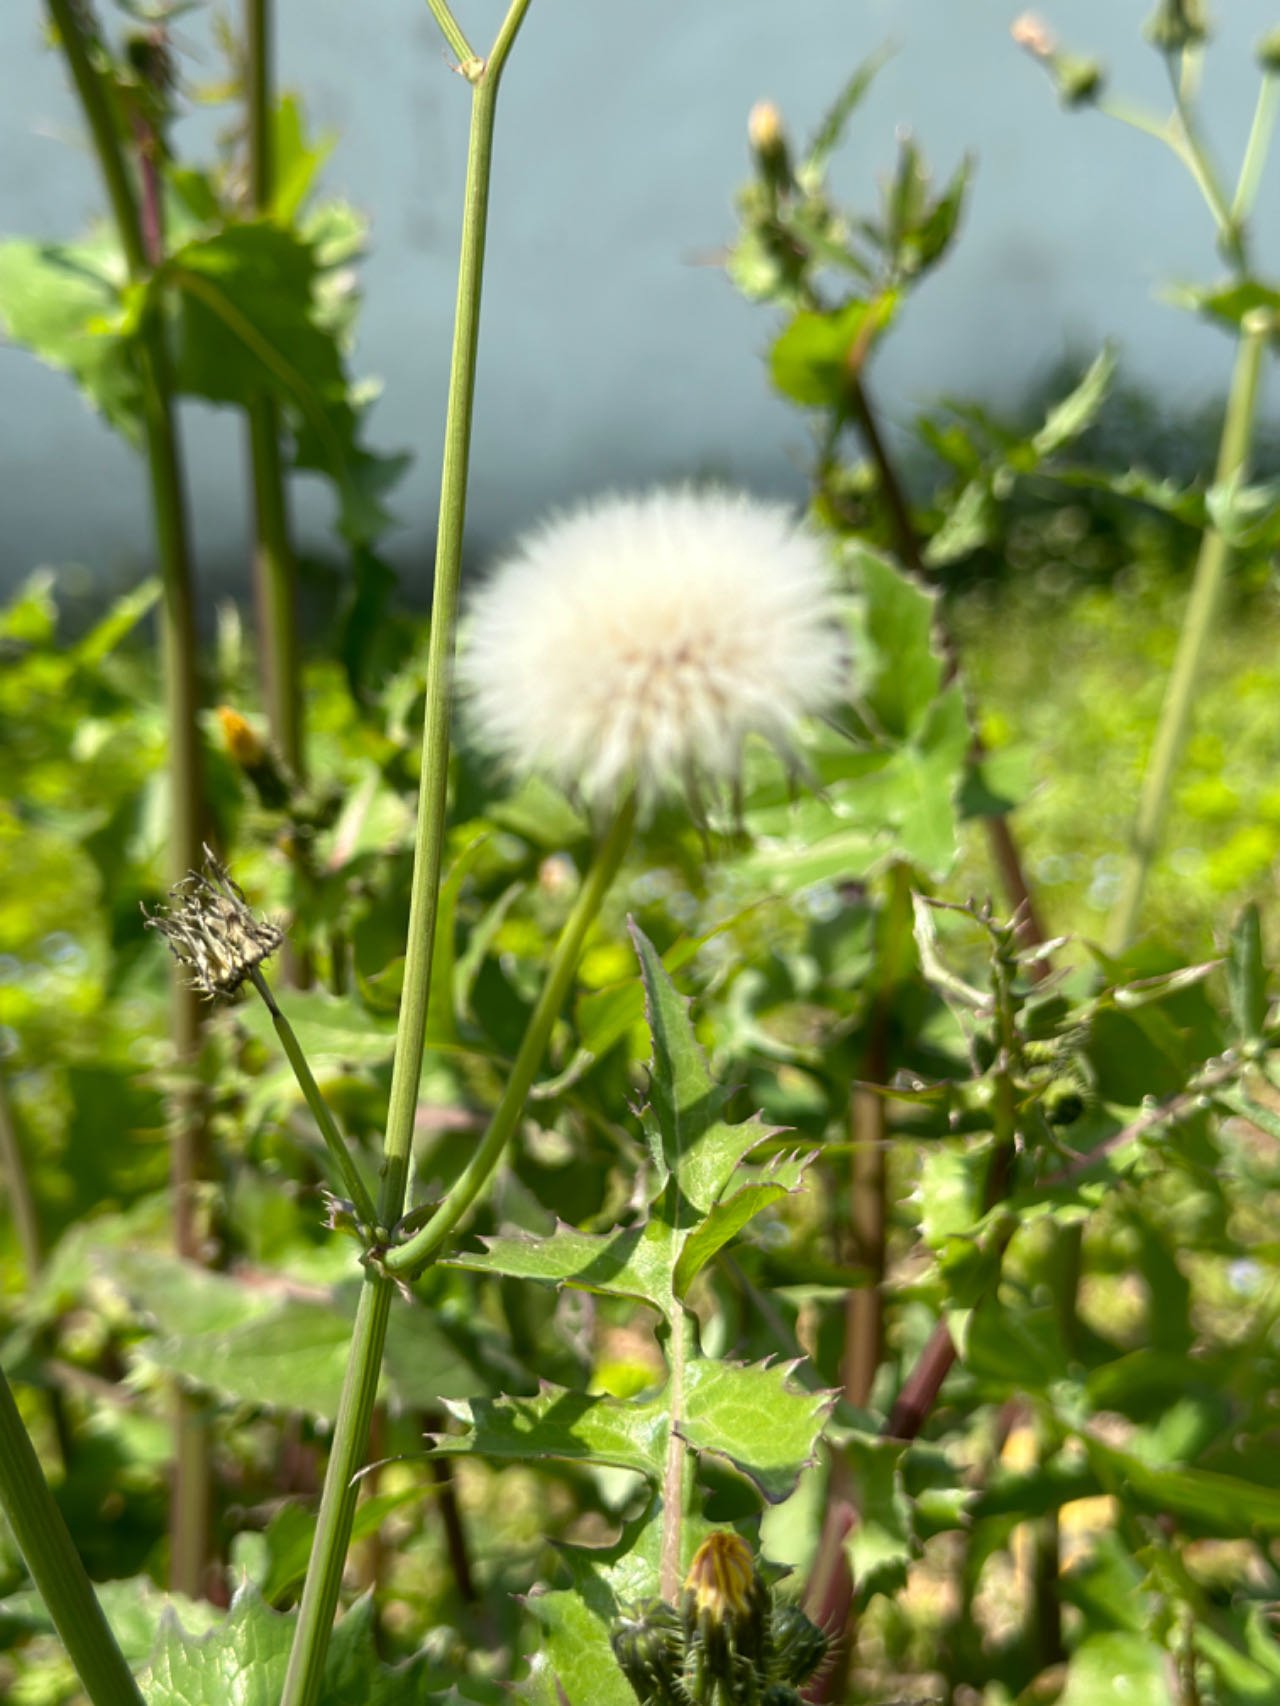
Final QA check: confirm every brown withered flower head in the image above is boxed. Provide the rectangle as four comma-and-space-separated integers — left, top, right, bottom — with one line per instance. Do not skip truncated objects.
144, 847, 283, 1001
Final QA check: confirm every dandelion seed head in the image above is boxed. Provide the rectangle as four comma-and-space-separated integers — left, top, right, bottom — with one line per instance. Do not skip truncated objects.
458, 487, 844, 812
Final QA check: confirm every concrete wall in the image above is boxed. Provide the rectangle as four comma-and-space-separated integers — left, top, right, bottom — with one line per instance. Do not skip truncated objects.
1, 1, 1276, 592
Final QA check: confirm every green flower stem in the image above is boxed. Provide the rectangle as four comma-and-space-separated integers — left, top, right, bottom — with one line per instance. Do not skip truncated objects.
245, 0, 304, 783
247, 968, 378, 1228
46, 0, 211, 1599
1233, 73, 1279, 224
1163, 53, 1245, 264
384, 793, 638, 1277
0, 1366, 146, 1706
280, 9, 534, 1701
424, 0, 475, 65
1107, 309, 1271, 951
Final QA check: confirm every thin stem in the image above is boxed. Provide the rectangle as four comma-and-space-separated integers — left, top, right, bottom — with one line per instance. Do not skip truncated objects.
247, 968, 378, 1228
1163, 53, 1244, 265
423, 0, 475, 66
659, 1310, 697, 1605
245, 0, 304, 782
1107, 312, 1270, 950
0, 1073, 42, 1280
279, 12, 535, 1700
0, 1366, 146, 1706
1233, 74, 1279, 224
45, 0, 211, 1600
385, 796, 636, 1276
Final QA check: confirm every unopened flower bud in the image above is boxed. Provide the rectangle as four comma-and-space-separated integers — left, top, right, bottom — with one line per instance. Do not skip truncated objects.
747, 100, 792, 196
1054, 53, 1105, 107
1145, 0, 1210, 52
1011, 13, 1056, 58
218, 706, 267, 768
1258, 27, 1280, 74
217, 706, 293, 810
611, 1600, 685, 1706
682, 1532, 770, 1686
770, 1599, 829, 1687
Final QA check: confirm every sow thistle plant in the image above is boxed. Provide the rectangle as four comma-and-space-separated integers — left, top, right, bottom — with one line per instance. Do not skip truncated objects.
5, 5, 1280, 1706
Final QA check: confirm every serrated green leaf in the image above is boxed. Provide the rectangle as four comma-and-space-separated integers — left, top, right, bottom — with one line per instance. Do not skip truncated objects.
1031, 346, 1116, 459
450, 1219, 677, 1314
433, 1356, 826, 1506
855, 546, 945, 738
139, 1585, 438, 1706
631, 923, 776, 1217
140, 1589, 292, 1706
671, 1151, 811, 1297
0, 236, 142, 435
679, 1358, 831, 1503
430, 1386, 668, 1480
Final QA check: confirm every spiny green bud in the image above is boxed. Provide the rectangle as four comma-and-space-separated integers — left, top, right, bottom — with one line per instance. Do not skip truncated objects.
611, 1600, 688, 1706
1145, 0, 1211, 52
770, 1599, 830, 1687
1258, 28, 1280, 74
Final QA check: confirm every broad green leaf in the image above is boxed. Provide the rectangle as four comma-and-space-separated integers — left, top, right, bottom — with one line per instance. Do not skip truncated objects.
769, 294, 898, 407
1057, 1632, 1173, 1706
230, 988, 397, 1067
98, 1251, 479, 1418
0, 1577, 219, 1661
0, 236, 141, 435
855, 546, 945, 739
139, 1585, 438, 1706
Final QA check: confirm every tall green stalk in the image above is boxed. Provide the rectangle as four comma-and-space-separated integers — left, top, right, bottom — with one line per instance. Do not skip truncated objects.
0, 1367, 146, 1706
245, 0, 304, 784
45, 0, 211, 1599
279, 6, 536, 1699
1107, 308, 1271, 949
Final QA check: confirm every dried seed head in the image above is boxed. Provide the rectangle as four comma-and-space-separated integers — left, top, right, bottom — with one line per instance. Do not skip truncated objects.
144, 848, 283, 1002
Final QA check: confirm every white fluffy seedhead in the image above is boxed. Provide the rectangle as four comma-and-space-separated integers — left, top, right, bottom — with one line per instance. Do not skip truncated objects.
458, 486, 845, 813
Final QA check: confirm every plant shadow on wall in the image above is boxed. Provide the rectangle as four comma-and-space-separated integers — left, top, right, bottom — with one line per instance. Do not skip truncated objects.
0, 3, 1279, 1706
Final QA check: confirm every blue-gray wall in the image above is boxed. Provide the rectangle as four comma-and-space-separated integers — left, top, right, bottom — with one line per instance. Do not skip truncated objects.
2, 1, 1276, 591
